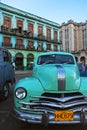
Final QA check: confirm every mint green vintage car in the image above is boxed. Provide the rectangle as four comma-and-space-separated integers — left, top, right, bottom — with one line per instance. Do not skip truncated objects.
13, 51, 87, 126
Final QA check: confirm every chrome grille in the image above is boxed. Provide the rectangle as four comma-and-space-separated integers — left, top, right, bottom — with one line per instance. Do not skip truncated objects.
19, 92, 87, 112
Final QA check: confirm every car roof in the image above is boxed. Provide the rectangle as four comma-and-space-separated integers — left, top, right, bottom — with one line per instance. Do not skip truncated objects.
36, 51, 74, 57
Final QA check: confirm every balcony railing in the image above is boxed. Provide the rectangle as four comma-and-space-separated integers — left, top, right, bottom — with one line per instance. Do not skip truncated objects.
26, 45, 35, 51
2, 42, 12, 48
1, 42, 59, 52
15, 44, 25, 49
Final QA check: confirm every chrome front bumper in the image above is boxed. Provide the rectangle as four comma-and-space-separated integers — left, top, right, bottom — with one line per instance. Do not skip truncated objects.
13, 107, 87, 126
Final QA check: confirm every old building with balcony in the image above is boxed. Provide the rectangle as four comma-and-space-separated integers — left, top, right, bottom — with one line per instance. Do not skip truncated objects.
60, 20, 87, 65
0, 2, 61, 70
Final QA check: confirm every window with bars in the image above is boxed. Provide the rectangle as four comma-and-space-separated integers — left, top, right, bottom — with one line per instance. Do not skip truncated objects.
38, 25, 43, 37
4, 16, 11, 28
46, 43, 51, 51
17, 19, 23, 33
16, 39, 23, 45
28, 23, 34, 37
47, 28, 51, 40
3, 37, 11, 44
17, 20, 23, 27
28, 41, 33, 47
3, 37, 11, 47
54, 30, 58, 42
28, 41, 34, 50
54, 44, 58, 51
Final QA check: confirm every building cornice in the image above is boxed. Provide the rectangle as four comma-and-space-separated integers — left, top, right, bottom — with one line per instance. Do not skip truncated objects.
0, 2, 60, 28
60, 20, 87, 28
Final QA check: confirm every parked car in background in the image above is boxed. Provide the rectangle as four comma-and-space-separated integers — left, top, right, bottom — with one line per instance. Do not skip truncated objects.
77, 62, 85, 71
13, 51, 87, 126
77, 62, 87, 77
0, 47, 15, 100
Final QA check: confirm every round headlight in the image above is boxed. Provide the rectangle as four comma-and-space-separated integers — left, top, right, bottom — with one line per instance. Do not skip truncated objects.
15, 87, 27, 99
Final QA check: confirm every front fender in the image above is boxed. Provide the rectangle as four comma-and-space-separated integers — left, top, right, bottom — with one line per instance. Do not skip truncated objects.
14, 77, 45, 108
14, 77, 45, 96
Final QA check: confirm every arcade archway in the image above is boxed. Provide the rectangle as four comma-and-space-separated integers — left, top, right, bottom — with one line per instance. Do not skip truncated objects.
15, 53, 23, 70
80, 56, 86, 65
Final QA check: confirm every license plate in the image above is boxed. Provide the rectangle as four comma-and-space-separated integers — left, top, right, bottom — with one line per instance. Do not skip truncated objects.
54, 110, 74, 121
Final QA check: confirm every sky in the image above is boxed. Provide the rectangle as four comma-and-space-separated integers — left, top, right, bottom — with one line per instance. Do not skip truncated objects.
1, 0, 87, 25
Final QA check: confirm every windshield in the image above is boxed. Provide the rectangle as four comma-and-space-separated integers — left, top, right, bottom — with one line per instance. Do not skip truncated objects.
37, 54, 74, 65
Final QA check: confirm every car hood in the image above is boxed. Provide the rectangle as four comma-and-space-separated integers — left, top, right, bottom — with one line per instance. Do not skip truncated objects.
34, 64, 80, 91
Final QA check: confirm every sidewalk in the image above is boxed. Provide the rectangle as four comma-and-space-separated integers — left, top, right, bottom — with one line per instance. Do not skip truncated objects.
15, 70, 32, 75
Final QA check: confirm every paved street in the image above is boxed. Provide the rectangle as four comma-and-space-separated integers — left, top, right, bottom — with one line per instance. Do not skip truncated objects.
0, 71, 87, 130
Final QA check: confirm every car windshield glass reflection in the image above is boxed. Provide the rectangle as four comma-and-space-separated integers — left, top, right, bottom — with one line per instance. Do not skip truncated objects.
37, 54, 74, 65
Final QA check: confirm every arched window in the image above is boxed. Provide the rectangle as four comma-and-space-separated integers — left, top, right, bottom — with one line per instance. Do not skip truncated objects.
15, 53, 23, 70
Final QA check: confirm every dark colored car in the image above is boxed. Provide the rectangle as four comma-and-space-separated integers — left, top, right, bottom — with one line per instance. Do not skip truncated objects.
0, 47, 15, 100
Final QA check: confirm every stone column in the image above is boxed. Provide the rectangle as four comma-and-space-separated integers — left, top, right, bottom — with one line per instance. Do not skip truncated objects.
43, 25, 46, 51
23, 56, 27, 71
0, 10, 3, 26
34, 22, 38, 37
51, 44, 53, 51
11, 36, 16, 48
34, 40, 38, 50
12, 15, 16, 28
51, 27, 54, 40
43, 42, 46, 51
43, 24, 46, 37
24, 18, 27, 30
62, 29, 65, 51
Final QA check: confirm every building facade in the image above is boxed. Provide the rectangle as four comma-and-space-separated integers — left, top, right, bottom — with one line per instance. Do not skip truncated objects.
0, 3, 61, 70
60, 20, 87, 65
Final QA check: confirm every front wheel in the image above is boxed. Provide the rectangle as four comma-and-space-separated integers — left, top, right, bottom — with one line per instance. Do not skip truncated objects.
0, 83, 9, 100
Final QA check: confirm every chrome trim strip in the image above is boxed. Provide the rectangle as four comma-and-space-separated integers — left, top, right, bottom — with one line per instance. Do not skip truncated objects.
56, 65, 66, 91
19, 95, 87, 110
